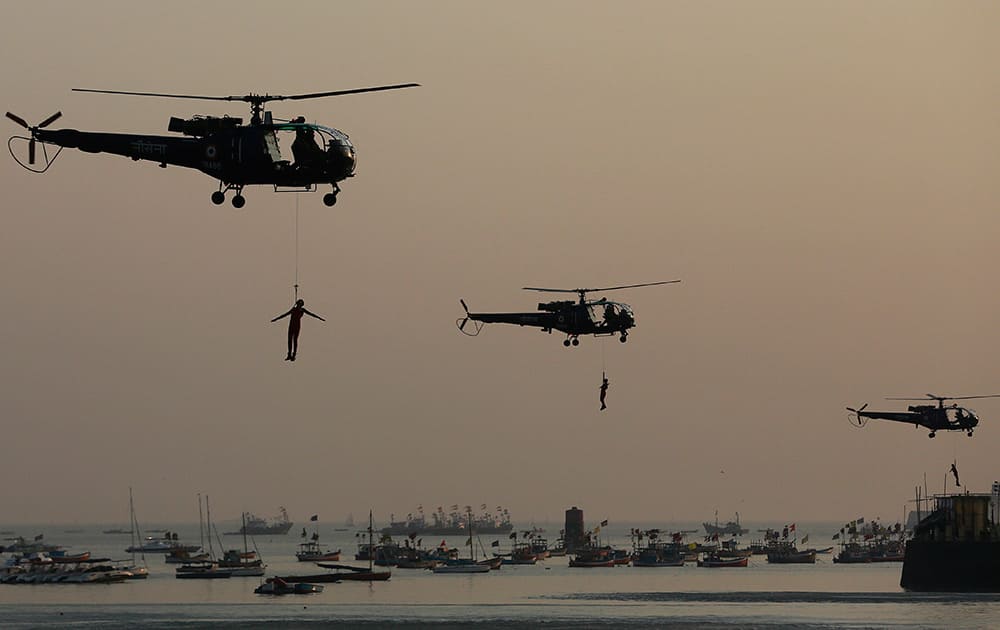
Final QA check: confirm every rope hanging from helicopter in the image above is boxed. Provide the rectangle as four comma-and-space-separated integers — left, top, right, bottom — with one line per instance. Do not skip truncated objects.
294, 194, 300, 302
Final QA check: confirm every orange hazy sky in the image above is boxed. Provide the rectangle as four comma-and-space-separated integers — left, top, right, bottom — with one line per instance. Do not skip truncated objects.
1, 1, 998, 526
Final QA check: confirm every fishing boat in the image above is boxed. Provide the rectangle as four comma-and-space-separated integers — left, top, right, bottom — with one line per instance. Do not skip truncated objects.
432, 507, 492, 574
224, 507, 293, 536
766, 542, 816, 564
296, 541, 341, 562
631, 534, 686, 567
289, 511, 392, 582
218, 514, 266, 577
254, 576, 323, 594
703, 511, 749, 537
569, 547, 616, 568
698, 553, 749, 568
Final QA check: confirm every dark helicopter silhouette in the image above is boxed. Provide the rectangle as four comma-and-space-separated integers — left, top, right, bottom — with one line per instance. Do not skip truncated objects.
5, 83, 418, 208
846, 394, 1000, 438
457, 281, 679, 346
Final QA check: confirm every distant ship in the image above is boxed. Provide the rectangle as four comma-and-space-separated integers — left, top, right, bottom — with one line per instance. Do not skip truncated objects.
381, 505, 513, 536
900, 491, 1000, 591
225, 507, 293, 536
703, 512, 748, 537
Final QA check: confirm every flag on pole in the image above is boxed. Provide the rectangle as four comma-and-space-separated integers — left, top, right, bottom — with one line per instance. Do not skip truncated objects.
857, 517, 865, 524
310, 515, 318, 522
801, 534, 809, 544
491, 540, 500, 547
832, 533, 840, 540
600, 520, 609, 527
789, 523, 796, 532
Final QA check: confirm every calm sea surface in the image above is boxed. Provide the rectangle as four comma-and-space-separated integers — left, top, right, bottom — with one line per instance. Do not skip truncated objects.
2, 522, 998, 628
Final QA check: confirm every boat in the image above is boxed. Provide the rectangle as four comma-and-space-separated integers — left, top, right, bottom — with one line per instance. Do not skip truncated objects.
296, 517, 340, 561
382, 505, 513, 536
296, 540, 341, 562
176, 495, 233, 579
293, 511, 392, 582
569, 547, 616, 568
703, 511, 749, 537
175, 561, 233, 579
631, 532, 686, 567
224, 507, 293, 536
432, 508, 492, 574
766, 542, 816, 564
165, 548, 211, 564
254, 576, 324, 595
901, 492, 1000, 591
218, 514, 266, 577
102, 528, 129, 535
698, 553, 749, 568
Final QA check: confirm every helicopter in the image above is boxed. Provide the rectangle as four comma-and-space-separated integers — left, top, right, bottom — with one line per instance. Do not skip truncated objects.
5, 83, 419, 208
846, 394, 1000, 438
457, 281, 680, 346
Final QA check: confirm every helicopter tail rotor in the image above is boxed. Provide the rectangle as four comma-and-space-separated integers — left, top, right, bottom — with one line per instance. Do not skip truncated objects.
456, 299, 484, 337
846, 403, 869, 428
6, 110, 62, 171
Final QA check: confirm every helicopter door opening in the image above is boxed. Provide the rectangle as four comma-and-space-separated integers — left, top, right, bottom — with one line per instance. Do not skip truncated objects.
594, 302, 627, 331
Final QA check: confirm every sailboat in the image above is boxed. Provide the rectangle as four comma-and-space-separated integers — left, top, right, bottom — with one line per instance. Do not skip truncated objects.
432, 509, 491, 574
219, 513, 266, 576
120, 488, 149, 579
176, 495, 232, 579
281, 510, 390, 583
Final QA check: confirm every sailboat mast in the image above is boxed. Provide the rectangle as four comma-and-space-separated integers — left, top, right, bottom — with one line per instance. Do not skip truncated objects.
242, 512, 249, 557
468, 507, 475, 562
201, 496, 206, 549
368, 509, 374, 573
206, 495, 215, 559
128, 486, 137, 564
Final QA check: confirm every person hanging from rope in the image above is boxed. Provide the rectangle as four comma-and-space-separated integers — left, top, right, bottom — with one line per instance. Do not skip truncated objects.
950, 462, 961, 488
271, 298, 325, 361
599, 373, 609, 411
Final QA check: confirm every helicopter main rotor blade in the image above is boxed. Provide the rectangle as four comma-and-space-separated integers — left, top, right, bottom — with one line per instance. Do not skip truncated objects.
73, 88, 236, 101
5, 112, 29, 128
586, 280, 682, 292
281, 83, 421, 101
37, 111, 62, 128
522, 280, 681, 294
28, 138, 35, 164
522, 287, 579, 293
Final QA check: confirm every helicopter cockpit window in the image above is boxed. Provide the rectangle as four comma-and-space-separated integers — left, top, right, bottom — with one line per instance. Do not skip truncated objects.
948, 407, 974, 423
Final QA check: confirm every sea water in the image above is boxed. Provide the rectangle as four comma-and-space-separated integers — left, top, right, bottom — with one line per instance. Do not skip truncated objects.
2, 523, 998, 628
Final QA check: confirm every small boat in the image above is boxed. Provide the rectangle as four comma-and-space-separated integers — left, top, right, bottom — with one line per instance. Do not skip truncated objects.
569, 546, 618, 568
165, 549, 210, 564
478, 556, 503, 570
175, 561, 233, 579
50, 551, 91, 564
432, 560, 491, 573
431, 507, 492, 575
698, 554, 749, 568
296, 540, 341, 562
766, 546, 816, 564
813, 546, 835, 554
254, 576, 322, 594
312, 512, 392, 581
313, 563, 392, 581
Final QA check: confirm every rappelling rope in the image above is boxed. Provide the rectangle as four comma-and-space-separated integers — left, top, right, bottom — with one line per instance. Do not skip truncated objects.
293, 194, 300, 302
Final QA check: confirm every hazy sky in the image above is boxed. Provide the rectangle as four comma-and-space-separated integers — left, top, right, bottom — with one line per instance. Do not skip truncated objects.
1, 1, 998, 527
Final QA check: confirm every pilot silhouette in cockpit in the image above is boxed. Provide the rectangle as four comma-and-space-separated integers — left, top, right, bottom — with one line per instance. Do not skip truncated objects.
290, 116, 323, 170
